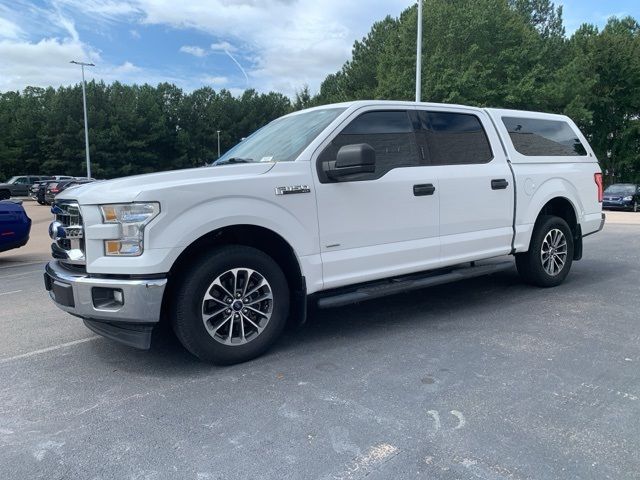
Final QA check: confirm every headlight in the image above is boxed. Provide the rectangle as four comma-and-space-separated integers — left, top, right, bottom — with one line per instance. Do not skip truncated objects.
99, 203, 160, 256
623, 196, 633, 201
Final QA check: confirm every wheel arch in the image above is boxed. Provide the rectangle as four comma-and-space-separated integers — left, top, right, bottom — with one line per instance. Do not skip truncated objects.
163, 224, 307, 326
518, 193, 583, 261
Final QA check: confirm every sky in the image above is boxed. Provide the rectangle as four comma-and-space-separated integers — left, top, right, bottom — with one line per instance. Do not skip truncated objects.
0, 0, 638, 97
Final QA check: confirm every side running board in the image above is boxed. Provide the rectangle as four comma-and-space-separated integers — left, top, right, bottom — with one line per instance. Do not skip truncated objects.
316, 260, 514, 309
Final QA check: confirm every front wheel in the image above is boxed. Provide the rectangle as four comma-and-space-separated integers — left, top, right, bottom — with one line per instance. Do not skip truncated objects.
516, 215, 574, 288
0, 190, 9, 200
171, 245, 290, 364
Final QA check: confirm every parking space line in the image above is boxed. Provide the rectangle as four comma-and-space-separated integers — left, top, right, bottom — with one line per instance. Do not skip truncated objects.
0, 290, 22, 296
0, 336, 100, 364
0, 270, 42, 279
0, 261, 45, 270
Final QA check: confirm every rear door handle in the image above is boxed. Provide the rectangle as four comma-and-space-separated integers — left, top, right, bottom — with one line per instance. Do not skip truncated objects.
491, 179, 509, 190
413, 184, 436, 196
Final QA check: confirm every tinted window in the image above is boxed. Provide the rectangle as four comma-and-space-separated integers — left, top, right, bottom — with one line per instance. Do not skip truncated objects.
604, 184, 637, 195
419, 112, 493, 165
318, 110, 420, 182
503, 117, 587, 156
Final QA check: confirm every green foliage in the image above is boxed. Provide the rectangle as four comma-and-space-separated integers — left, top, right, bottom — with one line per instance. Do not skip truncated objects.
315, 0, 640, 183
0, 83, 291, 179
1, 0, 639, 183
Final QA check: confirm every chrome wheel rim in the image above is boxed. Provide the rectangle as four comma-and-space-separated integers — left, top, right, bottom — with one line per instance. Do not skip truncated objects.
540, 228, 567, 276
201, 268, 273, 345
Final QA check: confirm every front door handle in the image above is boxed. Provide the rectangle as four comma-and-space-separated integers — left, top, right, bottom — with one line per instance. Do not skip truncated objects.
491, 179, 509, 190
413, 184, 436, 196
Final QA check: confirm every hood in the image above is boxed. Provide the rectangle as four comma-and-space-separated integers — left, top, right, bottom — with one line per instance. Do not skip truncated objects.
56, 163, 276, 204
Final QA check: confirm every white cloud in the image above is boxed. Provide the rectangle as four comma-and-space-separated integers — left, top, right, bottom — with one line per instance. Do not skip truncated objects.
130, 29, 140, 39
0, 16, 25, 39
112, 61, 141, 73
2, 0, 413, 96
0, 37, 99, 91
180, 45, 208, 57
132, 0, 412, 95
201, 75, 228, 86
210, 41, 237, 52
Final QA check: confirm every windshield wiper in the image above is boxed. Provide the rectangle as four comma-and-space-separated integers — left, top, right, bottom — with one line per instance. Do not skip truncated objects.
212, 157, 253, 166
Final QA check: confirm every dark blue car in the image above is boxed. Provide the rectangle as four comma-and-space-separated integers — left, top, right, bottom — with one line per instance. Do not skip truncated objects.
603, 184, 639, 212
0, 200, 32, 253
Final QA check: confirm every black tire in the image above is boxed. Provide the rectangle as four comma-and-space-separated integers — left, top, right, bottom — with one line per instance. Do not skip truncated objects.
516, 215, 574, 288
171, 245, 290, 365
0, 190, 9, 200
37, 200, 45, 205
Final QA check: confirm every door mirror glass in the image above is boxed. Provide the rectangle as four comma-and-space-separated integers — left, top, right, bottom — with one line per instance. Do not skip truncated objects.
324, 143, 376, 180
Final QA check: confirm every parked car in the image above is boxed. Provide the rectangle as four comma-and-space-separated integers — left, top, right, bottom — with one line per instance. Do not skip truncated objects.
45, 101, 604, 364
0, 199, 31, 253
602, 183, 639, 212
31, 176, 75, 204
0, 175, 48, 200
45, 178, 95, 205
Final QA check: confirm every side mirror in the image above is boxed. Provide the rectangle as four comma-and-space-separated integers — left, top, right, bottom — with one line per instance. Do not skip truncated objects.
324, 143, 376, 180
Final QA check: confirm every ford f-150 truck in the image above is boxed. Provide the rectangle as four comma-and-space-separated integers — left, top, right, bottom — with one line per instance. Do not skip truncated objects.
44, 101, 605, 364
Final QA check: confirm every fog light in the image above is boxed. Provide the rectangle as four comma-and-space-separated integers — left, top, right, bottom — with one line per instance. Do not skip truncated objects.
92, 287, 124, 309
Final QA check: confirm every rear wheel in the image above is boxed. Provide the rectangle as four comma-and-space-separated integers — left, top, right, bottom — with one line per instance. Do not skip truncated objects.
171, 245, 289, 364
516, 215, 574, 288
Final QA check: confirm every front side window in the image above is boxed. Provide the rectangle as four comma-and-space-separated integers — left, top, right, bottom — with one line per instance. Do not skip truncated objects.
502, 117, 587, 156
212, 107, 346, 166
14, 177, 28, 184
418, 111, 493, 165
318, 110, 420, 181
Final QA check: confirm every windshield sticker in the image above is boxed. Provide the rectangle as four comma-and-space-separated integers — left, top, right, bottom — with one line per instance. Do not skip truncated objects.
260, 156, 274, 163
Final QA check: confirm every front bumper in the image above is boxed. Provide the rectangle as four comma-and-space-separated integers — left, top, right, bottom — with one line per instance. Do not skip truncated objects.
603, 200, 634, 210
44, 260, 167, 348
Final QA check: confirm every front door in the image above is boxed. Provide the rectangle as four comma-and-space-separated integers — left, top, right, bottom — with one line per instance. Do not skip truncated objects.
313, 108, 440, 290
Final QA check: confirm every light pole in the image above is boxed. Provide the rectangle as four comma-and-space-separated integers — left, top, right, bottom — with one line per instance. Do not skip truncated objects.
415, 0, 423, 102
217, 130, 221, 158
70, 60, 95, 178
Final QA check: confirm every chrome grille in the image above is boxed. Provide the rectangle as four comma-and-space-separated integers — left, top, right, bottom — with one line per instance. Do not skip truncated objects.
50, 201, 86, 265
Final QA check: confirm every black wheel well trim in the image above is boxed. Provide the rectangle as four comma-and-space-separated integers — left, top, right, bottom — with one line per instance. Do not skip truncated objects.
162, 224, 307, 326
534, 196, 582, 261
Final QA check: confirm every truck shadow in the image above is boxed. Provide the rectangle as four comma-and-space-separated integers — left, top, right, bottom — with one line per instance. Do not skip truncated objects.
91, 256, 623, 372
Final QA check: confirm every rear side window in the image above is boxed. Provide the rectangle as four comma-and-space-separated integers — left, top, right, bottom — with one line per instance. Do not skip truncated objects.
502, 117, 587, 156
318, 110, 420, 181
418, 112, 493, 165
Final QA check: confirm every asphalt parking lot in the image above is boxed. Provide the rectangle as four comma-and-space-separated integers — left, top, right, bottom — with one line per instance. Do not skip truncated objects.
1, 203, 639, 479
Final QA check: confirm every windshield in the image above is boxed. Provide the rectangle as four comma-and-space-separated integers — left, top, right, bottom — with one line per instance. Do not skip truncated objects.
212, 107, 346, 166
605, 184, 636, 195
5, 176, 19, 184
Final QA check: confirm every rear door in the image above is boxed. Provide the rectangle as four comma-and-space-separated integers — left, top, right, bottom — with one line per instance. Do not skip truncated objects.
313, 107, 440, 289
416, 108, 514, 264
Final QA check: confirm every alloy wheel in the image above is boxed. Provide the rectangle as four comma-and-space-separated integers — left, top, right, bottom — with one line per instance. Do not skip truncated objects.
540, 228, 568, 276
201, 268, 273, 345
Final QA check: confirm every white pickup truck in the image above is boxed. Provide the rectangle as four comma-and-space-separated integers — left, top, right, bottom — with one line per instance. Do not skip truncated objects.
45, 101, 605, 364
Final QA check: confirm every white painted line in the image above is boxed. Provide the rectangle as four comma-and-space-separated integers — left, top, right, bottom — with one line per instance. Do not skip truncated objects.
0, 269, 42, 279
0, 261, 45, 270
0, 290, 22, 296
0, 336, 100, 364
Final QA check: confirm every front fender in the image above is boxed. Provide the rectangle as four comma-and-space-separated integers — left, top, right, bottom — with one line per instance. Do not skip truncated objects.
149, 195, 318, 257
